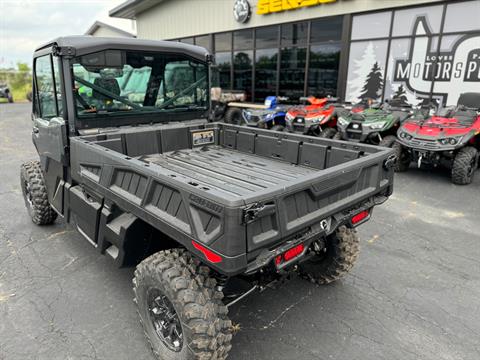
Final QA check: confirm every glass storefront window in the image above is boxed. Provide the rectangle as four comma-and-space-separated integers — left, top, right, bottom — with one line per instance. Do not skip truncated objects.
392, 5, 443, 37
444, 1, 480, 33
308, 43, 341, 97
215, 32, 232, 52
233, 50, 253, 100
281, 22, 308, 46
195, 35, 211, 50
215, 51, 232, 89
255, 48, 278, 102
279, 47, 306, 99
346, 40, 388, 103
234, 29, 253, 50
256, 25, 279, 49
179, 37, 194, 45
351, 12, 392, 40
310, 16, 343, 43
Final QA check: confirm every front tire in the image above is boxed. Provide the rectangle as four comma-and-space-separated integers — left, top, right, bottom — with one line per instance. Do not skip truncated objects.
451, 146, 478, 185
333, 132, 342, 140
271, 124, 285, 132
224, 107, 243, 125
7, 92, 13, 103
134, 249, 232, 360
379, 135, 396, 147
299, 226, 359, 285
20, 161, 57, 225
392, 142, 410, 172
319, 127, 337, 138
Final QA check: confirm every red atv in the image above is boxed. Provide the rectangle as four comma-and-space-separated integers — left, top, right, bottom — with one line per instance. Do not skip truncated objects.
394, 92, 480, 185
280, 96, 342, 138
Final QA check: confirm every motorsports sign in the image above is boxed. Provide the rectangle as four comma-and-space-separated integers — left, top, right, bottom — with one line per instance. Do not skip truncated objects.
256, 0, 337, 15
394, 17, 480, 104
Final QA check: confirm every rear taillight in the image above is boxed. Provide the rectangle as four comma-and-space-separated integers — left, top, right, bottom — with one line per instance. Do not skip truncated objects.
351, 210, 369, 225
275, 243, 305, 267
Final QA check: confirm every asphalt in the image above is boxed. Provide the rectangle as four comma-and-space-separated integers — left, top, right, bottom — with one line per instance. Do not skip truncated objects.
0, 103, 479, 360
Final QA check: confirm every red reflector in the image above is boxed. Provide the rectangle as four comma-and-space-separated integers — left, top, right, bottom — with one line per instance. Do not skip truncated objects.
283, 244, 304, 262
351, 210, 369, 224
191, 241, 222, 263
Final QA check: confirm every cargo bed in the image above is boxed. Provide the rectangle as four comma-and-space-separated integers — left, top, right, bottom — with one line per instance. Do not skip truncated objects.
68, 122, 394, 274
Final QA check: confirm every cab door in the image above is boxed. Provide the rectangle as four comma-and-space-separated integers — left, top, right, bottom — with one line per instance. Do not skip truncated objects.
32, 53, 68, 215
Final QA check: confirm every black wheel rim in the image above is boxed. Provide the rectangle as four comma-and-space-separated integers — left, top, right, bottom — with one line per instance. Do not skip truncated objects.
146, 288, 183, 352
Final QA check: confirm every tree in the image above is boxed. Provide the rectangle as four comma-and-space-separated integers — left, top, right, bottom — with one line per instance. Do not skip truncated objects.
359, 62, 383, 101
392, 84, 409, 105
347, 41, 376, 102
416, 95, 439, 109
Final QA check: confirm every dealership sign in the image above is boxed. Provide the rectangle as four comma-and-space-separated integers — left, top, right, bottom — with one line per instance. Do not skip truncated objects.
234, 0, 251, 23
393, 17, 480, 104
257, 0, 337, 15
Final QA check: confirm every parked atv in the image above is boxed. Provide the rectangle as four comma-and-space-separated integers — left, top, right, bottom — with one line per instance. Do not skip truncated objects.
240, 96, 290, 128
335, 98, 417, 147
0, 82, 14, 103
276, 96, 348, 138
394, 92, 480, 185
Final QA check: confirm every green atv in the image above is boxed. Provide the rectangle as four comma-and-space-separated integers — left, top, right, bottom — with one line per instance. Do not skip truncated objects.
335, 99, 416, 147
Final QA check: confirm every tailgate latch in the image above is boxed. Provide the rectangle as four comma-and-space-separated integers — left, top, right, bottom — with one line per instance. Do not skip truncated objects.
243, 202, 275, 224
383, 153, 397, 170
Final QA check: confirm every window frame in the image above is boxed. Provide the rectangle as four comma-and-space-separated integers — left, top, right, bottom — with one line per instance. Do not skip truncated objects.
33, 53, 62, 120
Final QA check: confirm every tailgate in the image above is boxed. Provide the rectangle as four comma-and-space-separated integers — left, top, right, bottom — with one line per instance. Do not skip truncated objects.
246, 156, 393, 252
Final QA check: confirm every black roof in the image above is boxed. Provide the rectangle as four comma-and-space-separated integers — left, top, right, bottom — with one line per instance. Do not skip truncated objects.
34, 35, 209, 61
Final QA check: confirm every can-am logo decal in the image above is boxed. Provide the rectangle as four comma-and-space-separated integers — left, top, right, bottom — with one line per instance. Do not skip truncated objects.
233, 0, 251, 23
393, 17, 480, 104
257, 0, 337, 15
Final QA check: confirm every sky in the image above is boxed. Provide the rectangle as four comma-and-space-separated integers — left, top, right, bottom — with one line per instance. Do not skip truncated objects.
0, 0, 134, 68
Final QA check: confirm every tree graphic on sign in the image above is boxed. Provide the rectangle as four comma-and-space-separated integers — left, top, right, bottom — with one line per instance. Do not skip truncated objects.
359, 62, 383, 101
392, 84, 409, 105
347, 41, 376, 102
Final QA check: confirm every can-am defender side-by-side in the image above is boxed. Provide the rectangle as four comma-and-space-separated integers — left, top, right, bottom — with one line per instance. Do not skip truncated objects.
281, 96, 343, 138
20, 37, 395, 360
241, 96, 289, 128
394, 92, 480, 185
335, 98, 417, 147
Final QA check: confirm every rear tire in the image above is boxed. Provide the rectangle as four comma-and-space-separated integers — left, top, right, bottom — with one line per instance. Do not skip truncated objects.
392, 142, 410, 172
271, 124, 285, 132
379, 135, 396, 147
224, 107, 243, 125
451, 146, 478, 185
319, 127, 337, 138
134, 249, 232, 360
299, 226, 359, 285
20, 161, 57, 225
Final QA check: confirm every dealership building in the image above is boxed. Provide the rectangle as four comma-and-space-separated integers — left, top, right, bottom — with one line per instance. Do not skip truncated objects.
109, 0, 480, 106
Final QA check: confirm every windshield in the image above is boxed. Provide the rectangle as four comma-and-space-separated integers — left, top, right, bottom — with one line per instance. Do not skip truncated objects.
72, 50, 208, 117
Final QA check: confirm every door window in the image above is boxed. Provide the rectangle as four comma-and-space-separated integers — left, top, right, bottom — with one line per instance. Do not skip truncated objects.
35, 55, 61, 118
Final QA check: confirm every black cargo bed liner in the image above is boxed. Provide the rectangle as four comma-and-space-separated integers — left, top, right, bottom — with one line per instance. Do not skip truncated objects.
139, 145, 317, 197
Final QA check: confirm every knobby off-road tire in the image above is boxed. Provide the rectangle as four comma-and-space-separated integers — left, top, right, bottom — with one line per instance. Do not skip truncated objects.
379, 135, 396, 148
319, 127, 337, 138
299, 226, 359, 285
270, 124, 285, 132
451, 146, 478, 185
392, 142, 410, 172
134, 249, 232, 360
20, 161, 57, 225
333, 132, 342, 140
223, 107, 243, 125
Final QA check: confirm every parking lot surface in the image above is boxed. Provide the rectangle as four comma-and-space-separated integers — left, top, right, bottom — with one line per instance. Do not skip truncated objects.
1, 103, 479, 360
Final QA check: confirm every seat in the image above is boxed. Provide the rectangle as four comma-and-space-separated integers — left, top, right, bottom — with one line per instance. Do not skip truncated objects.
92, 77, 121, 101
